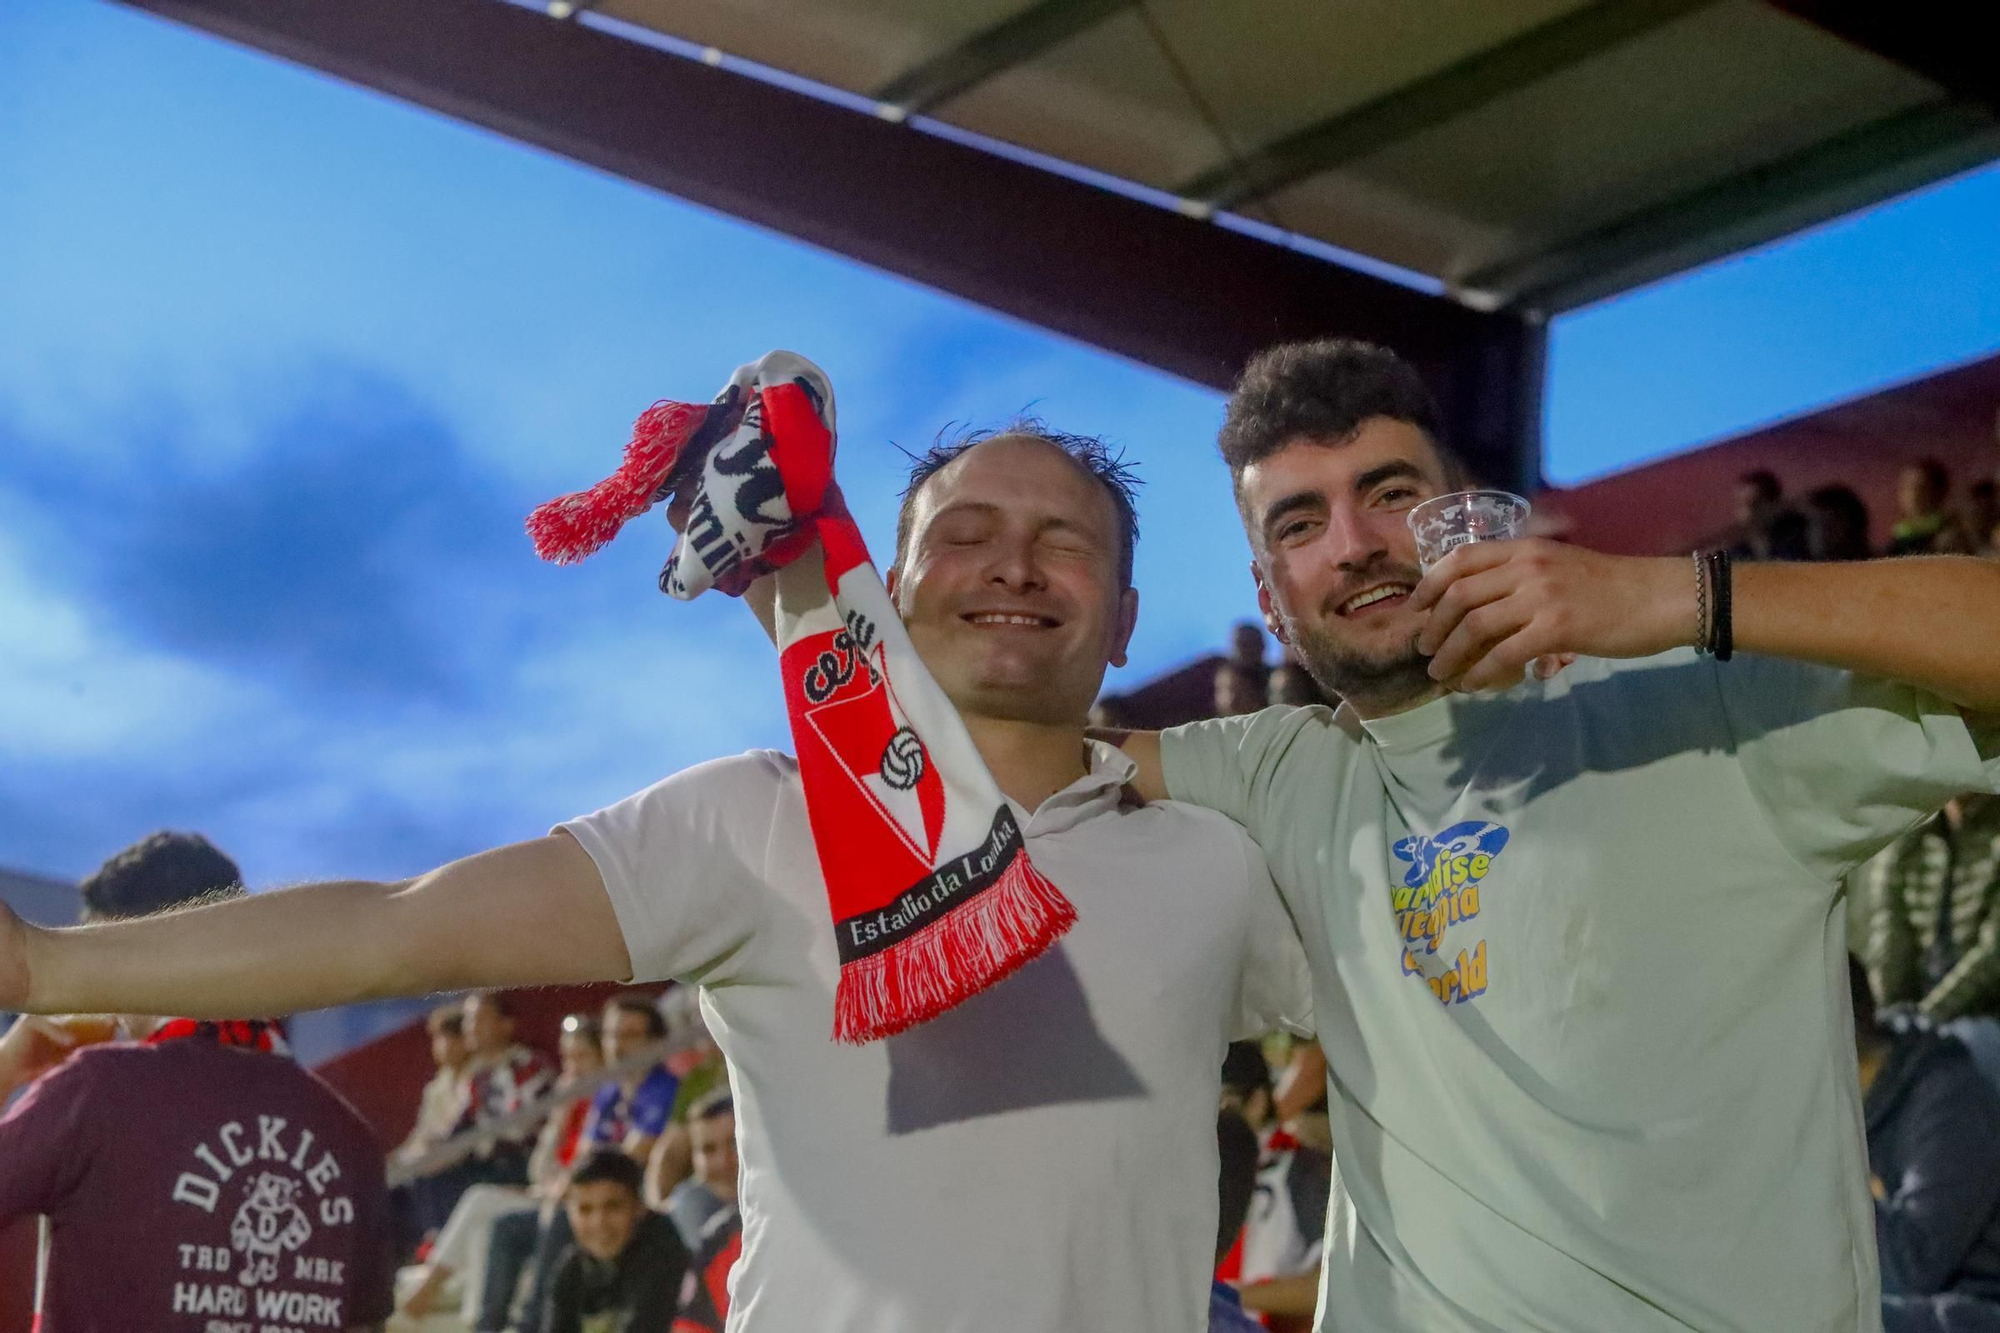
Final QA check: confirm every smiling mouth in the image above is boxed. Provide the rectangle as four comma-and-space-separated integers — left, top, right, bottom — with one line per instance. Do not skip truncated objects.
1337, 583, 1413, 617
963, 611, 1060, 628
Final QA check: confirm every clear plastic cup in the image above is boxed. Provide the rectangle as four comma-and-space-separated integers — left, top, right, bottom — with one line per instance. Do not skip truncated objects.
1407, 490, 1531, 571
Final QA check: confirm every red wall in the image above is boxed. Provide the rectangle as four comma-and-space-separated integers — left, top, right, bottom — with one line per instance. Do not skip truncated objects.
1539, 353, 2000, 556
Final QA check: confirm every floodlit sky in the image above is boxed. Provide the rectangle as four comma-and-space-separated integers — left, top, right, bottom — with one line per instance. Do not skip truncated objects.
4, 0, 1997, 884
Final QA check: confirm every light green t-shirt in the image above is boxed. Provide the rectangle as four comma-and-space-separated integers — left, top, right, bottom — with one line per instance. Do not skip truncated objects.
1165, 650, 2000, 1333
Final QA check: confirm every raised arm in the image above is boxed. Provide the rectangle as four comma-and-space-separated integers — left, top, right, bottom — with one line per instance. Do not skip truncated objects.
1414, 545, 2000, 714
0, 831, 631, 1019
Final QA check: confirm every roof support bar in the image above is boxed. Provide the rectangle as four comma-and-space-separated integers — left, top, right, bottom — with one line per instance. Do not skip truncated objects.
1465, 99, 2000, 311
1176, 0, 1716, 210
872, 0, 1130, 115
1771, 1, 2000, 117
111, 0, 1544, 487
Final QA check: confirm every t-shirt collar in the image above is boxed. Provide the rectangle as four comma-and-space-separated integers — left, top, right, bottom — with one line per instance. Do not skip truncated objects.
1348, 689, 1458, 751
1008, 740, 1138, 836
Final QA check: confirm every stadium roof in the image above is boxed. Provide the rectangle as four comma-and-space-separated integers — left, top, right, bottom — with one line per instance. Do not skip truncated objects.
566, 0, 2000, 312
114, 0, 2000, 486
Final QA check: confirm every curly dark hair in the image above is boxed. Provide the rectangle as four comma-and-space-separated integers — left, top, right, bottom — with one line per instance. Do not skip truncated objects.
78, 831, 244, 923
1219, 339, 1461, 493
893, 418, 1142, 588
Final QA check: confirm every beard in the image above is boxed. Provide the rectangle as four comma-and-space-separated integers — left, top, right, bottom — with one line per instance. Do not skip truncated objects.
1287, 618, 1436, 713
1273, 553, 1438, 714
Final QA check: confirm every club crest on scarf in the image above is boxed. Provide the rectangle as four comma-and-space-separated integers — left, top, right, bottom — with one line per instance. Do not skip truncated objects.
528, 352, 1076, 1043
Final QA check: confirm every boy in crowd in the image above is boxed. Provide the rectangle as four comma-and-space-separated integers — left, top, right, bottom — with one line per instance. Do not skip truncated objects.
544, 1149, 688, 1333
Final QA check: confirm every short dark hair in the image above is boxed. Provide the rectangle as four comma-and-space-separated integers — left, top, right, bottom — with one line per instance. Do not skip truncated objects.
1216, 1109, 1261, 1261
1220, 1039, 1273, 1103
79, 831, 243, 923
1738, 470, 1782, 502
893, 418, 1142, 588
567, 1147, 645, 1197
1908, 457, 1951, 497
426, 1005, 464, 1038
689, 1090, 735, 1123
1849, 953, 1880, 1042
466, 990, 517, 1019
606, 992, 667, 1039
1218, 339, 1459, 494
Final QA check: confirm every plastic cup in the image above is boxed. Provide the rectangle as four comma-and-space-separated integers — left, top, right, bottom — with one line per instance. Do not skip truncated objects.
1407, 490, 1532, 571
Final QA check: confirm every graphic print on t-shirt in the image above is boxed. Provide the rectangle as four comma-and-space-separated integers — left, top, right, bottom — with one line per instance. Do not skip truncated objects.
1390, 820, 1510, 1006
165, 1114, 363, 1327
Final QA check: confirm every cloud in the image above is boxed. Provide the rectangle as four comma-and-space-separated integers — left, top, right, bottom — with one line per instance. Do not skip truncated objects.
0, 364, 792, 884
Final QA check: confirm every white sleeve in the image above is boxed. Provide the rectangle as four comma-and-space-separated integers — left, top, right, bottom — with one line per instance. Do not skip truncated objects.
1233, 830, 1315, 1040
558, 752, 785, 986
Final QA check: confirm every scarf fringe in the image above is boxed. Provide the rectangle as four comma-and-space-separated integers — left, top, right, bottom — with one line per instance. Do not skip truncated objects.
834, 852, 1077, 1044
526, 399, 704, 563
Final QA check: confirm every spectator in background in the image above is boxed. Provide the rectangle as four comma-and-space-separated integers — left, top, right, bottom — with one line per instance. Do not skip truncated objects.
1966, 479, 1998, 559
1726, 469, 1809, 561
1867, 795, 2000, 1022
1268, 661, 1324, 707
584, 993, 678, 1163
76, 829, 242, 923
1889, 459, 1959, 556
403, 991, 558, 1252
542, 1149, 689, 1333
1210, 1110, 1265, 1333
1213, 660, 1270, 716
1229, 620, 1268, 672
1852, 956, 2000, 1332
671, 1198, 744, 1333
458, 991, 559, 1174
0, 833, 393, 1332
1217, 1041, 1328, 1333
483, 996, 677, 1332
1805, 484, 1875, 562
401, 1013, 605, 1322
664, 1092, 738, 1252
393, 1004, 472, 1174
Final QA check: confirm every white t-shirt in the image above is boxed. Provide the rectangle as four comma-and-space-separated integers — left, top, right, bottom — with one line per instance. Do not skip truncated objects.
1165, 652, 2000, 1333
562, 741, 1312, 1333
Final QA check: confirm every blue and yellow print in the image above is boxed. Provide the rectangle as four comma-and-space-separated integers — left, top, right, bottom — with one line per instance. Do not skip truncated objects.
1390, 820, 1509, 1006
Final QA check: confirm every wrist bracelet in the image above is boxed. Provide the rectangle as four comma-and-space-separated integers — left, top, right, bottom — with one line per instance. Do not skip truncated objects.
1713, 548, 1734, 662
1693, 551, 1711, 654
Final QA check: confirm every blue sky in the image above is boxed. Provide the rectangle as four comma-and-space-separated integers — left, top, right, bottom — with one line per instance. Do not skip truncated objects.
4, 0, 1998, 886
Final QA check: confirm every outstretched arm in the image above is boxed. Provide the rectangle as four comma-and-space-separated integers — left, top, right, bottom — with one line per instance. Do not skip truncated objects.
0, 831, 631, 1019
1414, 545, 2000, 714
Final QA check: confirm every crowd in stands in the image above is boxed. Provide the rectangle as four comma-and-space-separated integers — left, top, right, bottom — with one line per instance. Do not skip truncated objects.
1720, 459, 2000, 564
390, 989, 738, 1333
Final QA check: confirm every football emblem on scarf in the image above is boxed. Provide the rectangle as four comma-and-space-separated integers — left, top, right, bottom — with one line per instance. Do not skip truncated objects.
804, 637, 946, 865
880, 728, 926, 791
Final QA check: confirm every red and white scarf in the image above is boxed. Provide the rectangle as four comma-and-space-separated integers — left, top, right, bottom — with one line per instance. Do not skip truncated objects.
529, 352, 1076, 1042
144, 1018, 288, 1054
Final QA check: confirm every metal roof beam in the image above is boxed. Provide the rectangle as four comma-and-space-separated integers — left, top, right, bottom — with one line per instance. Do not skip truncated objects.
1771, 1, 2000, 116
1464, 99, 2000, 312
872, 0, 1130, 116
1176, 0, 1716, 210
108, 0, 1543, 485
